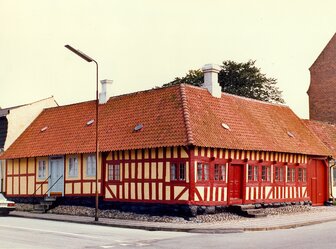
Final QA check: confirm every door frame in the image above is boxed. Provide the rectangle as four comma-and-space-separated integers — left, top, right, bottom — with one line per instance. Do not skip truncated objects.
48, 156, 65, 196
227, 163, 245, 205
308, 158, 328, 206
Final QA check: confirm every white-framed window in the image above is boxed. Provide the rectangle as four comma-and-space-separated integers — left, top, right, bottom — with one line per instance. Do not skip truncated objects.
214, 164, 226, 181
298, 168, 307, 182
108, 164, 120, 181
248, 165, 258, 182
38, 160, 47, 178
68, 156, 78, 177
275, 166, 284, 182
87, 154, 96, 177
197, 162, 209, 181
170, 162, 186, 181
287, 167, 295, 182
261, 165, 271, 182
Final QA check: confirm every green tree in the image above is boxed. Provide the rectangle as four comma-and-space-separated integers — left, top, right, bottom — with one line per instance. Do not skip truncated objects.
163, 60, 284, 104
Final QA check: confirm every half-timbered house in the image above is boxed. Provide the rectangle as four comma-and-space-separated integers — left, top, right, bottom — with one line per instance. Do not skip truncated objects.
1, 65, 332, 215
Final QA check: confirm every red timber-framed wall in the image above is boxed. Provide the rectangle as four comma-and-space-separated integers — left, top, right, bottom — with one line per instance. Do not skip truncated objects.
103, 146, 190, 204
190, 147, 329, 206
5, 147, 328, 206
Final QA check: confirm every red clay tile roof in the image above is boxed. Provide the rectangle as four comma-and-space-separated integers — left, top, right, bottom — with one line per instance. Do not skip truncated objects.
303, 119, 336, 157
184, 85, 330, 156
1, 84, 331, 159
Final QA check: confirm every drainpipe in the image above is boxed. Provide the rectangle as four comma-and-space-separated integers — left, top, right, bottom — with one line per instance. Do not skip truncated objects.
329, 157, 336, 203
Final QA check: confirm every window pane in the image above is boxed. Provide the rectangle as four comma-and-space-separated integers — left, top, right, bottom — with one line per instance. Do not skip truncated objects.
115, 164, 120, 180
221, 165, 226, 181
197, 163, 202, 181
87, 155, 96, 176
108, 164, 113, 180
171, 163, 177, 180
38, 161, 46, 178
262, 166, 266, 181
248, 165, 253, 181
298, 168, 302, 182
204, 164, 209, 180
267, 166, 271, 181
214, 164, 219, 180
253, 166, 258, 181
179, 163, 185, 180
69, 157, 78, 177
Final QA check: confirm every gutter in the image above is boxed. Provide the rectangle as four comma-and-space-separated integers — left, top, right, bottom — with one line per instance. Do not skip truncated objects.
329, 157, 336, 202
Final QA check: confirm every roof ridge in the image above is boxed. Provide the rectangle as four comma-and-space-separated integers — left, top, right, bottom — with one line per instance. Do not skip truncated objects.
183, 84, 288, 107
179, 84, 194, 145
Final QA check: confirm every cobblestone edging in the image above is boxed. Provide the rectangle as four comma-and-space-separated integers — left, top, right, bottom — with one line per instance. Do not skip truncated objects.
14, 203, 322, 224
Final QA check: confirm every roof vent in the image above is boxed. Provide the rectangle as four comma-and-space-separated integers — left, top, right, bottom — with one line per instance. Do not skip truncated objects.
41, 126, 48, 132
221, 123, 230, 130
86, 119, 94, 126
134, 124, 143, 132
287, 131, 294, 138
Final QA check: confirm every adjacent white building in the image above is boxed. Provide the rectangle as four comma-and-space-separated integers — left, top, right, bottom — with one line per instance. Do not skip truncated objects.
0, 97, 58, 192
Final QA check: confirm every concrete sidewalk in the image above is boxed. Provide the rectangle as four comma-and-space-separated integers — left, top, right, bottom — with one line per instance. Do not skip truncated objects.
10, 206, 336, 234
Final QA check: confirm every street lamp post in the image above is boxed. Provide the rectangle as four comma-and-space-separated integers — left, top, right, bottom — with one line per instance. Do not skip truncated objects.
65, 45, 100, 222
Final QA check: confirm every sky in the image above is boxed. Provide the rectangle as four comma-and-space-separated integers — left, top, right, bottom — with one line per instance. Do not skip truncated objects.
0, 0, 335, 118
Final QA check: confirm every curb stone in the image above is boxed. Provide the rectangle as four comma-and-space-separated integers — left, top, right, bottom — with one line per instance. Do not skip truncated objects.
10, 210, 336, 234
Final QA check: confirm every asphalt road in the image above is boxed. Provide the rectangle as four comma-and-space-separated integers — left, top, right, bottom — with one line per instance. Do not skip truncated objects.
0, 216, 336, 249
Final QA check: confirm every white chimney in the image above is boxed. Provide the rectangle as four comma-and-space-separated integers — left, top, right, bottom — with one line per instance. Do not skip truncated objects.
202, 64, 221, 98
99, 79, 113, 104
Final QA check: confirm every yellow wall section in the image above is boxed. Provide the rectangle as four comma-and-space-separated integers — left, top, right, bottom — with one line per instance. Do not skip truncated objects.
144, 183, 150, 200
137, 183, 142, 199
173, 186, 184, 199
137, 164, 142, 179
166, 148, 171, 158
124, 183, 129, 199
144, 163, 150, 179
7, 160, 13, 175
105, 187, 112, 199
158, 183, 163, 200
13, 159, 19, 174
73, 183, 80, 194
65, 183, 72, 194
20, 159, 26, 174
165, 162, 170, 182
131, 163, 135, 179
27, 176, 34, 194
28, 158, 35, 174
130, 183, 136, 199
181, 147, 188, 158
124, 163, 129, 179
165, 186, 170, 201
151, 163, 156, 179
6, 177, 12, 194
13, 177, 18, 194
20, 176, 26, 194
158, 148, 164, 159
151, 183, 156, 200
157, 163, 163, 179
137, 150, 142, 160
83, 182, 91, 194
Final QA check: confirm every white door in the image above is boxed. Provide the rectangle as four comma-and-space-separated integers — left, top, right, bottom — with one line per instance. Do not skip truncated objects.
49, 157, 64, 196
